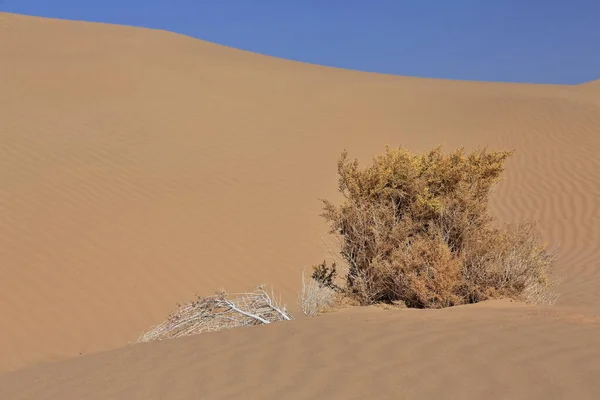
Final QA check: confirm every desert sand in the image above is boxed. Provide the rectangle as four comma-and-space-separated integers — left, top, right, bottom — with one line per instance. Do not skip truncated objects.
1, 12, 599, 399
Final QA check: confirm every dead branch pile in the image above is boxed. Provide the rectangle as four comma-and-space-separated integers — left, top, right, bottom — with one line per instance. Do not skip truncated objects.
137, 285, 292, 343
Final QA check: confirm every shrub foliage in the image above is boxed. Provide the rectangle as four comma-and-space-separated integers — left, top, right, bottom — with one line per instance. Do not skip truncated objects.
319, 146, 556, 308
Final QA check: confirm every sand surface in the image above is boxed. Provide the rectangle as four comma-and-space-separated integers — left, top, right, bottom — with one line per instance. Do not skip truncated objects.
1, 12, 599, 399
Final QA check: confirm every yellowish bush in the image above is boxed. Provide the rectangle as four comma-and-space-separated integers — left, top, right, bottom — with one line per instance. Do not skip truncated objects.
318, 146, 556, 308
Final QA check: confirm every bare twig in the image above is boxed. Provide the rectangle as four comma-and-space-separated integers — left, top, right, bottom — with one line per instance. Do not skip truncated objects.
137, 286, 293, 343
222, 298, 271, 324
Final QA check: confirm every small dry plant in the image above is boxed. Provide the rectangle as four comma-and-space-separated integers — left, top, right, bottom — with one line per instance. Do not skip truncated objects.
137, 285, 292, 343
298, 264, 337, 317
317, 146, 557, 308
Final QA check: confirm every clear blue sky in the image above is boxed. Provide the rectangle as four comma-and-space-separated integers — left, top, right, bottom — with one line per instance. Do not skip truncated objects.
2, 1, 599, 84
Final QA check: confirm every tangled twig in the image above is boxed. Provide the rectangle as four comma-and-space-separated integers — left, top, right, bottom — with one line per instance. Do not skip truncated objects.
137, 285, 292, 343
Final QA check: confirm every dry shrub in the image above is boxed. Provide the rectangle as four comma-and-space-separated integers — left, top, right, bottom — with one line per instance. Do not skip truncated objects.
299, 264, 338, 317
319, 146, 557, 308
137, 285, 292, 343
461, 222, 559, 305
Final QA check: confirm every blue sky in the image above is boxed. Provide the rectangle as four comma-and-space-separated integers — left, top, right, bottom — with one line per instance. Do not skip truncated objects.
2, 1, 599, 84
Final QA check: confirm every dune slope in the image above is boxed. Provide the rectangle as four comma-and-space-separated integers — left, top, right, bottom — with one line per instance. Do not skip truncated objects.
581, 79, 600, 86
1, 12, 600, 398
2, 303, 600, 400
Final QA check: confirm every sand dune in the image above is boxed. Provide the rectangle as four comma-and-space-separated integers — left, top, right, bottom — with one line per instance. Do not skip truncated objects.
1, 12, 600, 398
580, 79, 600, 86
3, 303, 600, 400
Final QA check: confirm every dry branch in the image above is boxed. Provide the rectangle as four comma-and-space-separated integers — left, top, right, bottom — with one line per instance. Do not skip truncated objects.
137, 285, 292, 343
